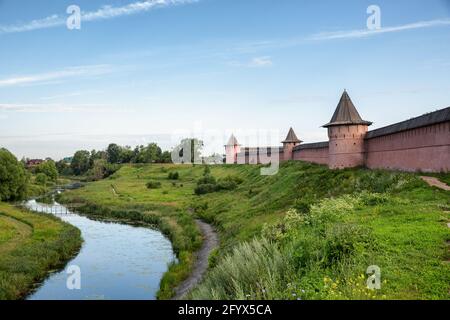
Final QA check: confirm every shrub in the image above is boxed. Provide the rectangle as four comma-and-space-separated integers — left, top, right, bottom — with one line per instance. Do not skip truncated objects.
146, 180, 162, 189
197, 174, 216, 185
168, 171, 179, 180
194, 183, 218, 195
293, 194, 316, 214
217, 175, 243, 191
307, 195, 360, 226
262, 209, 305, 243
322, 223, 372, 266
35, 173, 48, 186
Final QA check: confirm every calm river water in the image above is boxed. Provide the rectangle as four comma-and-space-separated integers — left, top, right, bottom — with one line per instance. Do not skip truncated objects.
24, 197, 175, 300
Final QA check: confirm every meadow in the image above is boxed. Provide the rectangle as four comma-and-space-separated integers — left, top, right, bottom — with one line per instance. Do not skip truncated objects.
0, 202, 82, 299
58, 161, 450, 299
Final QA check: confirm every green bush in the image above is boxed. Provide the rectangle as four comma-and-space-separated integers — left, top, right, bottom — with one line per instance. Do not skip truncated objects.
197, 174, 216, 185
217, 175, 243, 191
194, 183, 218, 195
168, 171, 179, 180
146, 180, 162, 189
293, 194, 316, 213
35, 173, 48, 186
322, 223, 371, 267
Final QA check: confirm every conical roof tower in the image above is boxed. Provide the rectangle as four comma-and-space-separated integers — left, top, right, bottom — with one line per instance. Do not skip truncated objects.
282, 127, 302, 143
323, 90, 372, 127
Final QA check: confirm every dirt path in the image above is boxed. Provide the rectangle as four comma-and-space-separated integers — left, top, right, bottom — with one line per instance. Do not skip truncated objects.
420, 176, 450, 191
173, 219, 219, 299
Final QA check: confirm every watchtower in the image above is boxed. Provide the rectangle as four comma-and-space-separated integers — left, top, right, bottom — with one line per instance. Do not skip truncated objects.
323, 90, 372, 169
282, 127, 302, 160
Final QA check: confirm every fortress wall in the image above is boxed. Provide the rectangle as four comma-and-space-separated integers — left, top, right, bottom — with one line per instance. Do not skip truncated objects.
364, 121, 450, 172
293, 145, 329, 165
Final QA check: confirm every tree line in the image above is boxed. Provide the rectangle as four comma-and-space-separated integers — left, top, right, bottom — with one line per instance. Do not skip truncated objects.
63, 142, 172, 177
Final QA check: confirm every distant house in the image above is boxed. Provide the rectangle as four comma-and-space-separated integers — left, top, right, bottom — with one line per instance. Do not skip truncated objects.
26, 159, 44, 167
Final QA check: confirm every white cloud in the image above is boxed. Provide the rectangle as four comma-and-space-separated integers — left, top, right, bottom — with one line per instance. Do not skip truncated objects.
249, 56, 273, 67
309, 18, 450, 41
0, 103, 132, 113
0, 15, 64, 34
39, 90, 104, 101
229, 56, 273, 68
229, 18, 450, 55
0, 0, 197, 34
0, 65, 113, 87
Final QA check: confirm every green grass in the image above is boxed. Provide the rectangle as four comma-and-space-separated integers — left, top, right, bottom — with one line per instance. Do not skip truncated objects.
58, 161, 450, 300
0, 202, 82, 299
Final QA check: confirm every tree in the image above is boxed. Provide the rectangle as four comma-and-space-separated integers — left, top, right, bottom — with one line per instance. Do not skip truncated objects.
36, 160, 58, 182
89, 149, 106, 168
160, 151, 172, 163
145, 143, 162, 163
106, 143, 122, 164
56, 159, 72, 176
119, 146, 134, 163
71, 150, 91, 175
35, 173, 48, 186
0, 148, 28, 201
87, 159, 120, 181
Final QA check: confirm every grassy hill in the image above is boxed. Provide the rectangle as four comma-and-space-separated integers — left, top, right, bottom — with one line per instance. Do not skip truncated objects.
59, 161, 450, 299
0, 203, 82, 299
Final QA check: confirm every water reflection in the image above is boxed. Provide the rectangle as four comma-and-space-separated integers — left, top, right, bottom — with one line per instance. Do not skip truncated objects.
24, 198, 175, 300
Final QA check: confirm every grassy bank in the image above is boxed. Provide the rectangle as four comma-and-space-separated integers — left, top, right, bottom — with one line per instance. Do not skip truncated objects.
0, 202, 82, 299
59, 162, 450, 299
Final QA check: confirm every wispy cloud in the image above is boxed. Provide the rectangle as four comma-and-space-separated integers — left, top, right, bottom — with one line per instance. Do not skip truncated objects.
229, 56, 273, 68
249, 56, 273, 67
0, 65, 113, 87
0, 0, 197, 34
228, 18, 450, 55
0, 103, 132, 113
39, 90, 104, 101
309, 18, 450, 40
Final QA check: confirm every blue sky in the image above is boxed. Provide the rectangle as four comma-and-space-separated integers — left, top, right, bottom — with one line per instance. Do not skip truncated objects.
0, 0, 449, 159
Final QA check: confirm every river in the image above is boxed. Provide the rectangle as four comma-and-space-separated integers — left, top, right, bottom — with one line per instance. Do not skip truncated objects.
24, 196, 175, 300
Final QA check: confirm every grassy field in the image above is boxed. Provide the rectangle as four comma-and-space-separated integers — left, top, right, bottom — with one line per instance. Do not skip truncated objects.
0, 202, 82, 299
59, 161, 450, 300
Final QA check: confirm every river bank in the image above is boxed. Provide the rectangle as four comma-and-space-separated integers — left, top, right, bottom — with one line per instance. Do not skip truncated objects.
24, 198, 175, 300
0, 201, 82, 300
